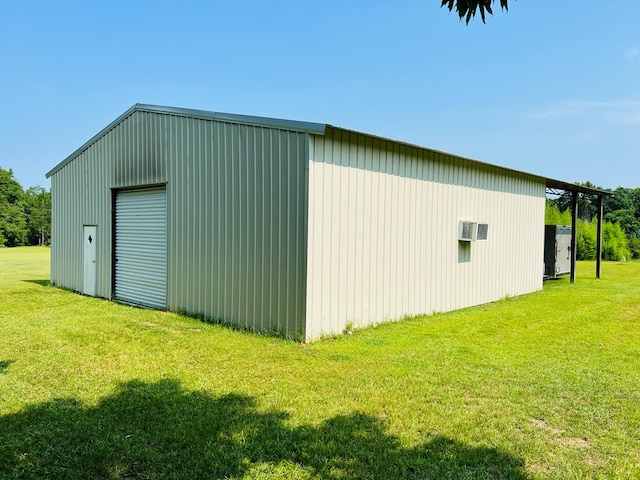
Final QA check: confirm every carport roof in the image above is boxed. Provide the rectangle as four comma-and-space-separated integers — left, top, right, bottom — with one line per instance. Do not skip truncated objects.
545, 178, 612, 197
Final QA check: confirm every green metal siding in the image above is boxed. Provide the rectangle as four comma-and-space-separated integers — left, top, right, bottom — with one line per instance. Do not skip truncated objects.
50, 134, 115, 297
50, 109, 308, 336
165, 116, 308, 335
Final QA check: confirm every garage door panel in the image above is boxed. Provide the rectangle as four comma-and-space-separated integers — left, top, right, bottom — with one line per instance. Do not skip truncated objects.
115, 188, 167, 309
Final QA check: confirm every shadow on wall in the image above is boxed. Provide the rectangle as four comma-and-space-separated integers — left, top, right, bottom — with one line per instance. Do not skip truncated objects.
0, 379, 531, 479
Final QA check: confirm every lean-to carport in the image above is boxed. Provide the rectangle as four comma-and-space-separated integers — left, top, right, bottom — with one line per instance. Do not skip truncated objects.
545, 179, 613, 282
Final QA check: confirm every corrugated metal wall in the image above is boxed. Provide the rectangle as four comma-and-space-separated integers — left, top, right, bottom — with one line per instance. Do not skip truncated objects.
50, 130, 121, 297
165, 115, 309, 335
305, 127, 546, 340
51, 108, 548, 341
50, 110, 309, 335
50, 111, 169, 297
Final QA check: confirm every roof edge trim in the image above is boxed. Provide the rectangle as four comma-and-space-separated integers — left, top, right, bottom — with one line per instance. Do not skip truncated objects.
46, 104, 138, 178
324, 125, 613, 197
135, 104, 326, 135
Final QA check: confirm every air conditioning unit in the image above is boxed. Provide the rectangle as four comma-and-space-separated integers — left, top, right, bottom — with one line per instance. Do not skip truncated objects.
458, 221, 477, 242
476, 223, 489, 241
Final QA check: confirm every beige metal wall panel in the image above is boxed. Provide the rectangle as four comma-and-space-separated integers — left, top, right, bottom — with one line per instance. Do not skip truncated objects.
305, 128, 545, 340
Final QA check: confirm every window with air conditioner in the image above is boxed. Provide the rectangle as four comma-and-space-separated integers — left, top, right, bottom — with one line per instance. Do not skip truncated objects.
458, 221, 477, 242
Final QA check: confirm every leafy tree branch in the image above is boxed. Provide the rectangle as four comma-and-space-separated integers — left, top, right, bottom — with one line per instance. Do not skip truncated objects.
441, 0, 510, 24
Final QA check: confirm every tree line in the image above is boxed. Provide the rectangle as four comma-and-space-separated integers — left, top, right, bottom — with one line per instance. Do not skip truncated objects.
0, 167, 51, 247
546, 182, 640, 261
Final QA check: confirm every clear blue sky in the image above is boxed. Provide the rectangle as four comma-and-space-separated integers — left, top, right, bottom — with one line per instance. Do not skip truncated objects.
1, 1, 639, 191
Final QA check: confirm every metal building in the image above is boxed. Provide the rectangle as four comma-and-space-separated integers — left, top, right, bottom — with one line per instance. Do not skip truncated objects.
47, 103, 564, 341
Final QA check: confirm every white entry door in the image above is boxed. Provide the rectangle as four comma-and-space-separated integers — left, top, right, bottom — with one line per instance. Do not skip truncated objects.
83, 225, 97, 296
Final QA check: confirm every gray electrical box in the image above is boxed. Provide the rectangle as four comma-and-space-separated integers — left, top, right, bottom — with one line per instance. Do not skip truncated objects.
544, 225, 572, 278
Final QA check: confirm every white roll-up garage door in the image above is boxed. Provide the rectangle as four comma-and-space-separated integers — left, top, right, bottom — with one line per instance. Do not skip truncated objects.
115, 187, 167, 309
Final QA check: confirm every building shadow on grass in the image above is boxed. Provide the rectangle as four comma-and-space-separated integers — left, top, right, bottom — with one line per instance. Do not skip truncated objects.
22, 279, 50, 287
0, 379, 531, 479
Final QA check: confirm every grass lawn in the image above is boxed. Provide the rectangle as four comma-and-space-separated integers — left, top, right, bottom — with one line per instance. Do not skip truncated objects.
1, 246, 639, 479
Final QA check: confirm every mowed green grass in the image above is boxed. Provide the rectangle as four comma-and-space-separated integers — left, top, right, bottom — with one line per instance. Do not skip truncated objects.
0, 247, 639, 479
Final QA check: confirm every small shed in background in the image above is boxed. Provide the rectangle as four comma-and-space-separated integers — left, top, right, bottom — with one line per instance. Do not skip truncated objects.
47, 104, 595, 341
544, 225, 572, 278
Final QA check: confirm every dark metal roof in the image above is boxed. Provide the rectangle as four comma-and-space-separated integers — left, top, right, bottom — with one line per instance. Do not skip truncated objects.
137, 104, 327, 135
